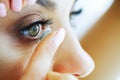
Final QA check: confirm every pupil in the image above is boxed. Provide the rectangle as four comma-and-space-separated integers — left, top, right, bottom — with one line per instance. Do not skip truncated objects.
29, 25, 40, 37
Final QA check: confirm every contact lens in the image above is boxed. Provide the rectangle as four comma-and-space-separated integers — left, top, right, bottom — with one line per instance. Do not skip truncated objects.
39, 27, 51, 40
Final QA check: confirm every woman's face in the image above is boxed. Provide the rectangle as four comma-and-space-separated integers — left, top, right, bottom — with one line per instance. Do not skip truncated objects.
0, 0, 94, 80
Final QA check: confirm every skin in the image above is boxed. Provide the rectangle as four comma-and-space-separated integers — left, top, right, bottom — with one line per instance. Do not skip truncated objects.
0, 0, 94, 80
0, 0, 37, 17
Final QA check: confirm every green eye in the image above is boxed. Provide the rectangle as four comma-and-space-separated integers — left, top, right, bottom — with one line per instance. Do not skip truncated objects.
20, 20, 52, 40
29, 24, 40, 37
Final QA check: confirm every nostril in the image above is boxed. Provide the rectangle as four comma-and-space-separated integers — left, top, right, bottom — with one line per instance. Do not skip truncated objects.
72, 59, 95, 78
52, 35, 95, 78
73, 73, 80, 76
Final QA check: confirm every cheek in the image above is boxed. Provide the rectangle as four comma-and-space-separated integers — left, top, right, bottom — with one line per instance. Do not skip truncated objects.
0, 33, 36, 79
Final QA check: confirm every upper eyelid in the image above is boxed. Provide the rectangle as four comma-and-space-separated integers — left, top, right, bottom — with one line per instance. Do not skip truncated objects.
19, 13, 44, 24
18, 10, 49, 24
15, 14, 46, 28
21, 16, 52, 28
23, 20, 53, 31
22, 13, 44, 20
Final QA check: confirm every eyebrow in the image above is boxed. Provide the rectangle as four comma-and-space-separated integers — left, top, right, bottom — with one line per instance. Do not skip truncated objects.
36, 0, 56, 9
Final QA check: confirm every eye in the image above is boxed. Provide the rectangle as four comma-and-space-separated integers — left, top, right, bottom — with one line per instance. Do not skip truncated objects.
19, 19, 52, 40
29, 24, 40, 37
70, 8, 82, 16
70, 0, 82, 17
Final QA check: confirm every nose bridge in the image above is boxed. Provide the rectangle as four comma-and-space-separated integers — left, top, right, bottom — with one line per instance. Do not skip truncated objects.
52, 26, 95, 77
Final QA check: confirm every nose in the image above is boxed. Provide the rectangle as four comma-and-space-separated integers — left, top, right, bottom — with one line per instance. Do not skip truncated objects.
52, 26, 95, 77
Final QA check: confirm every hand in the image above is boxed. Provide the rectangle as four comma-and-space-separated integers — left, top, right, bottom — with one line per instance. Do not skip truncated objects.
20, 28, 78, 80
47, 72, 79, 80
18, 28, 76, 80
0, 0, 36, 17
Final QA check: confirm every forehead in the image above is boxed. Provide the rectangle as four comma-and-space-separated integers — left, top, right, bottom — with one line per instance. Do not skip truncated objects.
56, 0, 75, 4
52, 0, 75, 3
36, 0, 75, 11
52, 0, 75, 12
50, 0, 75, 8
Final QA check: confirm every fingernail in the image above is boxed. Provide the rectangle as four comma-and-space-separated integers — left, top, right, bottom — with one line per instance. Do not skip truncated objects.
0, 3, 7, 17
12, 0, 22, 12
54, 28, 66, 47
27, 0, 36, 5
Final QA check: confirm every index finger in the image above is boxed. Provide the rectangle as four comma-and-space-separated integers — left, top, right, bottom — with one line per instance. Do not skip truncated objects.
0, 0, 9, 17
20, 28, 66, 80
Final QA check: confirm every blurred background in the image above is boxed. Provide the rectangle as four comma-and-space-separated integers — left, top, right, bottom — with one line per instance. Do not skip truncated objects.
71, 0, 120, 80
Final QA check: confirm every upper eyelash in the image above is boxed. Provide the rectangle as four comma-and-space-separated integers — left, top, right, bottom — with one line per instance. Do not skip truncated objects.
26, 19, 53, 28
19, 18, 53, 40
20, 19, 53, 32
70, 8, 82, 15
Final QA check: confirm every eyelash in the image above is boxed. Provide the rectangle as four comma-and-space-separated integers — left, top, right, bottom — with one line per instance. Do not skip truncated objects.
19, 19, 52, 40
70, 8, 82, 16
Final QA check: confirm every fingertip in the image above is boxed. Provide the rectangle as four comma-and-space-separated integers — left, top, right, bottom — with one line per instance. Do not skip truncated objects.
0, 3, 7, 17
36, 28, 66, 56
47, 72, 79, 80
54, 28, 66, 47
11, 0, 22, 12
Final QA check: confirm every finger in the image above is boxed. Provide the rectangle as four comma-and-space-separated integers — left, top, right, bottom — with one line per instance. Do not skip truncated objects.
11, 0, 23, 12
0, 0, 9, 17
20, 28, 66, 80
47, 72, 79, 80
0, 2, 6, 17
